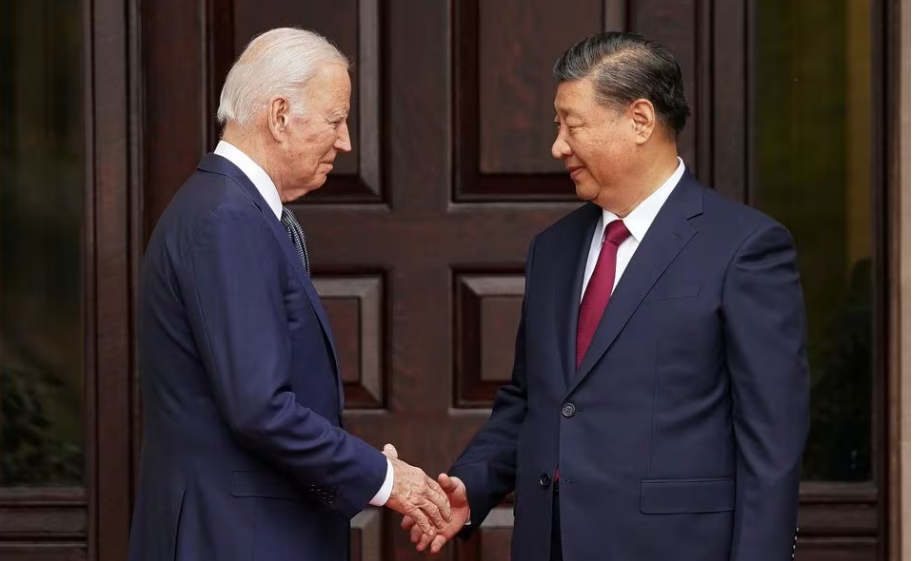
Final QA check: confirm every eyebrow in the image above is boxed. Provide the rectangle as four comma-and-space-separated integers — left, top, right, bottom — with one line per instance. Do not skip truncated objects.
554, 107, 579, 117
554, 110, 582, 123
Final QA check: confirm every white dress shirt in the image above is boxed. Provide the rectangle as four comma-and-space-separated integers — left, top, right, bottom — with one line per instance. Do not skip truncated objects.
214, 141, 284, 220
581, 158, 686, 300
213, 140, 395, 507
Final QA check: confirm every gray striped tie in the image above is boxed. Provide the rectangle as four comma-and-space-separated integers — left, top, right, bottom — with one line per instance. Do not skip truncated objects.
280, 206, 310, 275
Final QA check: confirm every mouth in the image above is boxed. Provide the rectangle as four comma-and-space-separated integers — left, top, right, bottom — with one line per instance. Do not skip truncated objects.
567, 166, 584, 179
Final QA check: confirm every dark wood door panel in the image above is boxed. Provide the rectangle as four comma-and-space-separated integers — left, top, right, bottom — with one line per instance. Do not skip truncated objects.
455, 508, 514, 561
454, 0, 612, 200
212, 0, 383, 201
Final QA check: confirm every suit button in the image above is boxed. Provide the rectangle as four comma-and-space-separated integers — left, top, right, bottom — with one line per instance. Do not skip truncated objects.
562, 403, 576, 417
539, 474, 551, 487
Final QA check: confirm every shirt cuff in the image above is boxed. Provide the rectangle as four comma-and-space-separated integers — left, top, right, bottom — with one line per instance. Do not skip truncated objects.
368, 458, 394, 506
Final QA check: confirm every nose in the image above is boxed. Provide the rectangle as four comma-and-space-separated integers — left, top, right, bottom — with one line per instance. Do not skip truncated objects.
335, 122, 352, 153
552, 129, 571, 160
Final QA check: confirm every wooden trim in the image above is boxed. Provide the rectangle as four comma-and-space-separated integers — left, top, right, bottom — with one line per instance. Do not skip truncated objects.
885, 0, 909, 558
127, 0, 144, 509
799, 483, 879, 538
357, 0, 382, 197
86, 0, 141, 558
711, 0, 747, 202
744, 0, 759, 206
0, 489, 86, 542
871, 0, 893, 558
0, 544, 87, 561
694, 0, 712, 184
81, 0, 97, 554
604, 0, 629, 30
204, 0, 233, 148
141, 0, 205, 242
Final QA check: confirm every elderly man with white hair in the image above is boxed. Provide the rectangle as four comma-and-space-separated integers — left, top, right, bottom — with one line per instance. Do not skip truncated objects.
127, 28, 450, 561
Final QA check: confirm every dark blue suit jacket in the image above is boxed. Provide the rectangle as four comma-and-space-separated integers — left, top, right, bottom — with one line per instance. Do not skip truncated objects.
451, 172, 809, 561
127, 154, 387, 561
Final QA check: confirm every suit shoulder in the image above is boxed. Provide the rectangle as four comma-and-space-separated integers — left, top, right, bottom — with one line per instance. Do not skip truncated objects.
184, 170, 261, 211
165, 171, 263, 227
148, 170, 270, 258
189, 199, 273, 250
700, 184, 791, 240
535, 203, 599, 243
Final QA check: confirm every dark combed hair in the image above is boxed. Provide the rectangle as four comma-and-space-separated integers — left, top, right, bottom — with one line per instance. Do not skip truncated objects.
553, 31, 691, 138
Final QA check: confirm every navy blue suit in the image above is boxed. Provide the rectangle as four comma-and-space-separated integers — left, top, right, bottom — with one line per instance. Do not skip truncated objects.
451, 172, 809, 561
128, 154, 387, 561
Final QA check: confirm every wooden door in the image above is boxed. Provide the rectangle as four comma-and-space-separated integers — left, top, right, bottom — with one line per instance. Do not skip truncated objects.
138, 1, 890, 560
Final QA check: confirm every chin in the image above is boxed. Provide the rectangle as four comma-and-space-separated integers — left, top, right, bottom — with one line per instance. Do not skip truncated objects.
301, 175, 328, 195
574, 182, 599, 203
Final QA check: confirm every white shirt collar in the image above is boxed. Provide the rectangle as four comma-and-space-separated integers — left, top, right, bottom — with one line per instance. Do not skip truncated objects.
213, 140, 283, 220
600, 157, 686, 242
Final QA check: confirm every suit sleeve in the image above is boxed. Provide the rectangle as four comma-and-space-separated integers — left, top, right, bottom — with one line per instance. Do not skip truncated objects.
722, 221, 810, 561
449, 238, 535, 536
182, 204, 387, 519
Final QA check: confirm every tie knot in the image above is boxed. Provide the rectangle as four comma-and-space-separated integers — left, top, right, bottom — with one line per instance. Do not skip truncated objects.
603, 219, 630, 246
281, 206, 296, 225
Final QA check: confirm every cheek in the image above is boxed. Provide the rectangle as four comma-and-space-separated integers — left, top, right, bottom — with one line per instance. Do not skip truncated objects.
321, 137, 337, 153
580, 148, 622, 184
295, 131, 327, 160
569, 135, 601, 167
311, 132, 338, 159
295, 145, 321, 168
590, 154, 620, 181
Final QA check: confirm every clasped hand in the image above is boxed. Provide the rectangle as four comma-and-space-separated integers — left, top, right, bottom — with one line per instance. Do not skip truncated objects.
381, 443, 452, 536
382, 444, 471, 554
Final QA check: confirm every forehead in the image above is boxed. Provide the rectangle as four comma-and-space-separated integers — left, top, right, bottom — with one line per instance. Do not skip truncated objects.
303, 63, 351, 109
554, 77, 597, 114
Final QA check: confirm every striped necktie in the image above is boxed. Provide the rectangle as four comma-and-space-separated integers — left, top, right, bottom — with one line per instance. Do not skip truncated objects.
280, 206, 310, 275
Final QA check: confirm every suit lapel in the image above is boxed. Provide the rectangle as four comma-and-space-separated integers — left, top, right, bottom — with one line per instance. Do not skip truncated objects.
566, 174, 704, 396
263, 216, 347, 412
554, 204, 602, 384
197, 155, 343, 387
264, 216, 342, 370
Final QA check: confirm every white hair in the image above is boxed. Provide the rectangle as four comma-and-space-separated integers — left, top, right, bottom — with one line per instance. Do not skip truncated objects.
216, 27, 349, 126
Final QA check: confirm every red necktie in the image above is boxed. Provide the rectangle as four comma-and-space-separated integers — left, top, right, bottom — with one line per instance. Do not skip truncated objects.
557, 220, 631, 484
575, 220, 630, 368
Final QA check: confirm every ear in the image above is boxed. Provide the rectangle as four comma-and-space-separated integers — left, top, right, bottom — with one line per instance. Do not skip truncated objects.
267, 96, 292, 142
629, 99, 656, 145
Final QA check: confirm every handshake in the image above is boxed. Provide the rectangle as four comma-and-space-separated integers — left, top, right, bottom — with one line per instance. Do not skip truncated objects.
381, 444, 470, 554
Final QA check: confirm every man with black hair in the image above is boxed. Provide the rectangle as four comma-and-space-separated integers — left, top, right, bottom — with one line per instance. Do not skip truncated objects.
400, 31, 809, 561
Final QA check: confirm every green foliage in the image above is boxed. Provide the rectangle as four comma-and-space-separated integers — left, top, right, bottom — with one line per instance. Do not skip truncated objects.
0, 361, 82, 486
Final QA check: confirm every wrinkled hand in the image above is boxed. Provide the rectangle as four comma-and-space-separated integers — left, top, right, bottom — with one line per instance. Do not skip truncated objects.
382, 444, 452, 537
402, 473, 470, 553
